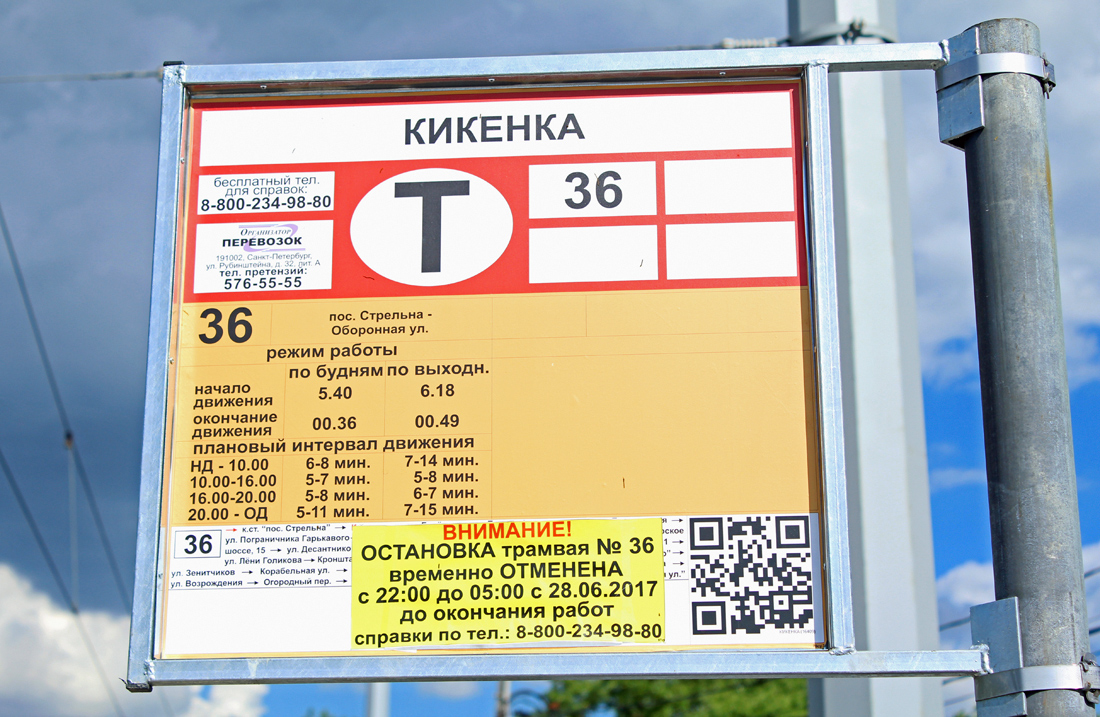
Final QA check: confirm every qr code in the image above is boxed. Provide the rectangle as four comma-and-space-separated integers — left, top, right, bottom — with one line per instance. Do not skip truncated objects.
688, 515, 814, 635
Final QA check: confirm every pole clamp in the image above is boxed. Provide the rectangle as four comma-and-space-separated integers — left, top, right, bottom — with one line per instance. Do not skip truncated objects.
974, 660, 1099, 703
971, 599, 1097, 716
935, 52, 1054, 94
935, 27, 1055, 150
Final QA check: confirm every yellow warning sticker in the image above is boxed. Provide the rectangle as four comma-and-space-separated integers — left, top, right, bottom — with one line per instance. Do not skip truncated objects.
351, 518, 665, 649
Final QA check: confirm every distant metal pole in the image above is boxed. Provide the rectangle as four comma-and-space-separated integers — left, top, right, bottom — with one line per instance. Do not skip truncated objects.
365, 682, 390, 717
495, 680, 511, 717
962, 18, 1091, 717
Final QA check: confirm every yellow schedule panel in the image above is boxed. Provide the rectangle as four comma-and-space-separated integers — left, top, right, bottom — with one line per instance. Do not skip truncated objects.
351, 518, 666, 649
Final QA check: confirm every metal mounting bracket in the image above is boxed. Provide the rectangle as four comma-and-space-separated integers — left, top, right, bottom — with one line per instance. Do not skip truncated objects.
935, 27, 1056, 149
971, 598, 1099, 716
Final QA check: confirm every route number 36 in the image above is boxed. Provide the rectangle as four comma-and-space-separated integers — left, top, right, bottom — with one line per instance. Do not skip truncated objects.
174, 530, 221, 559
565, 170, 622, 209
198, 307, 253, 344
184, 533, 214, 555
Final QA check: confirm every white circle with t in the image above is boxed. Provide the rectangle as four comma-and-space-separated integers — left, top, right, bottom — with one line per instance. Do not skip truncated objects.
350, 167, 513, 286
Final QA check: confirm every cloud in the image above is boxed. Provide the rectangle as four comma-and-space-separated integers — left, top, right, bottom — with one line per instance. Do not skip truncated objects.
0, 563, 268, 717
936, 560, 995, 632
929, 467, 986, 492
416, 681, 484, 700
179, 686, 270, 717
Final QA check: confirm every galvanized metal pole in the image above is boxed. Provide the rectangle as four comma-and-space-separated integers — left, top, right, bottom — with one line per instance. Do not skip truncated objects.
365, 682, 390, 717
962, 18, 1092, 717
495, 680, 512, 717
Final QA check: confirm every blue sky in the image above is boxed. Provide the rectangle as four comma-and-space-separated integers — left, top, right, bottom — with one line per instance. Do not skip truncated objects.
0, 1, 1096, 716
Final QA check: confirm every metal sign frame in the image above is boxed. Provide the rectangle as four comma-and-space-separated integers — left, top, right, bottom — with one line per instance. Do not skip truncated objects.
127, 41, 986, 691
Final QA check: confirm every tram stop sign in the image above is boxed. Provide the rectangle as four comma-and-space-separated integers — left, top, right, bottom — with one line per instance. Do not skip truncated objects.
128, 54, 851, 688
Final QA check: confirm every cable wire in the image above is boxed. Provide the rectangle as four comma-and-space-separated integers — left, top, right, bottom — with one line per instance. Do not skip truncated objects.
0, 444, 127, 717
0, 69, 161, 83
2, 447, 74, 610
158, 691, 176, 717
938, 560, 1100, 632
938, 616, 971, 632
0, 199, 132, 611
943, 691, 974, 709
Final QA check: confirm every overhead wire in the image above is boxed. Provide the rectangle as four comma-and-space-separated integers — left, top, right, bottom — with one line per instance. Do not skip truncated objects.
0, 69, 161, 83
0, 200, 133, 611
938, 615, 971, 632
938, 561, 1100, 632
0, 444, 127, 717
943, 691, 975, 709
0, 68, 177, 717
0, 74, 177, 717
